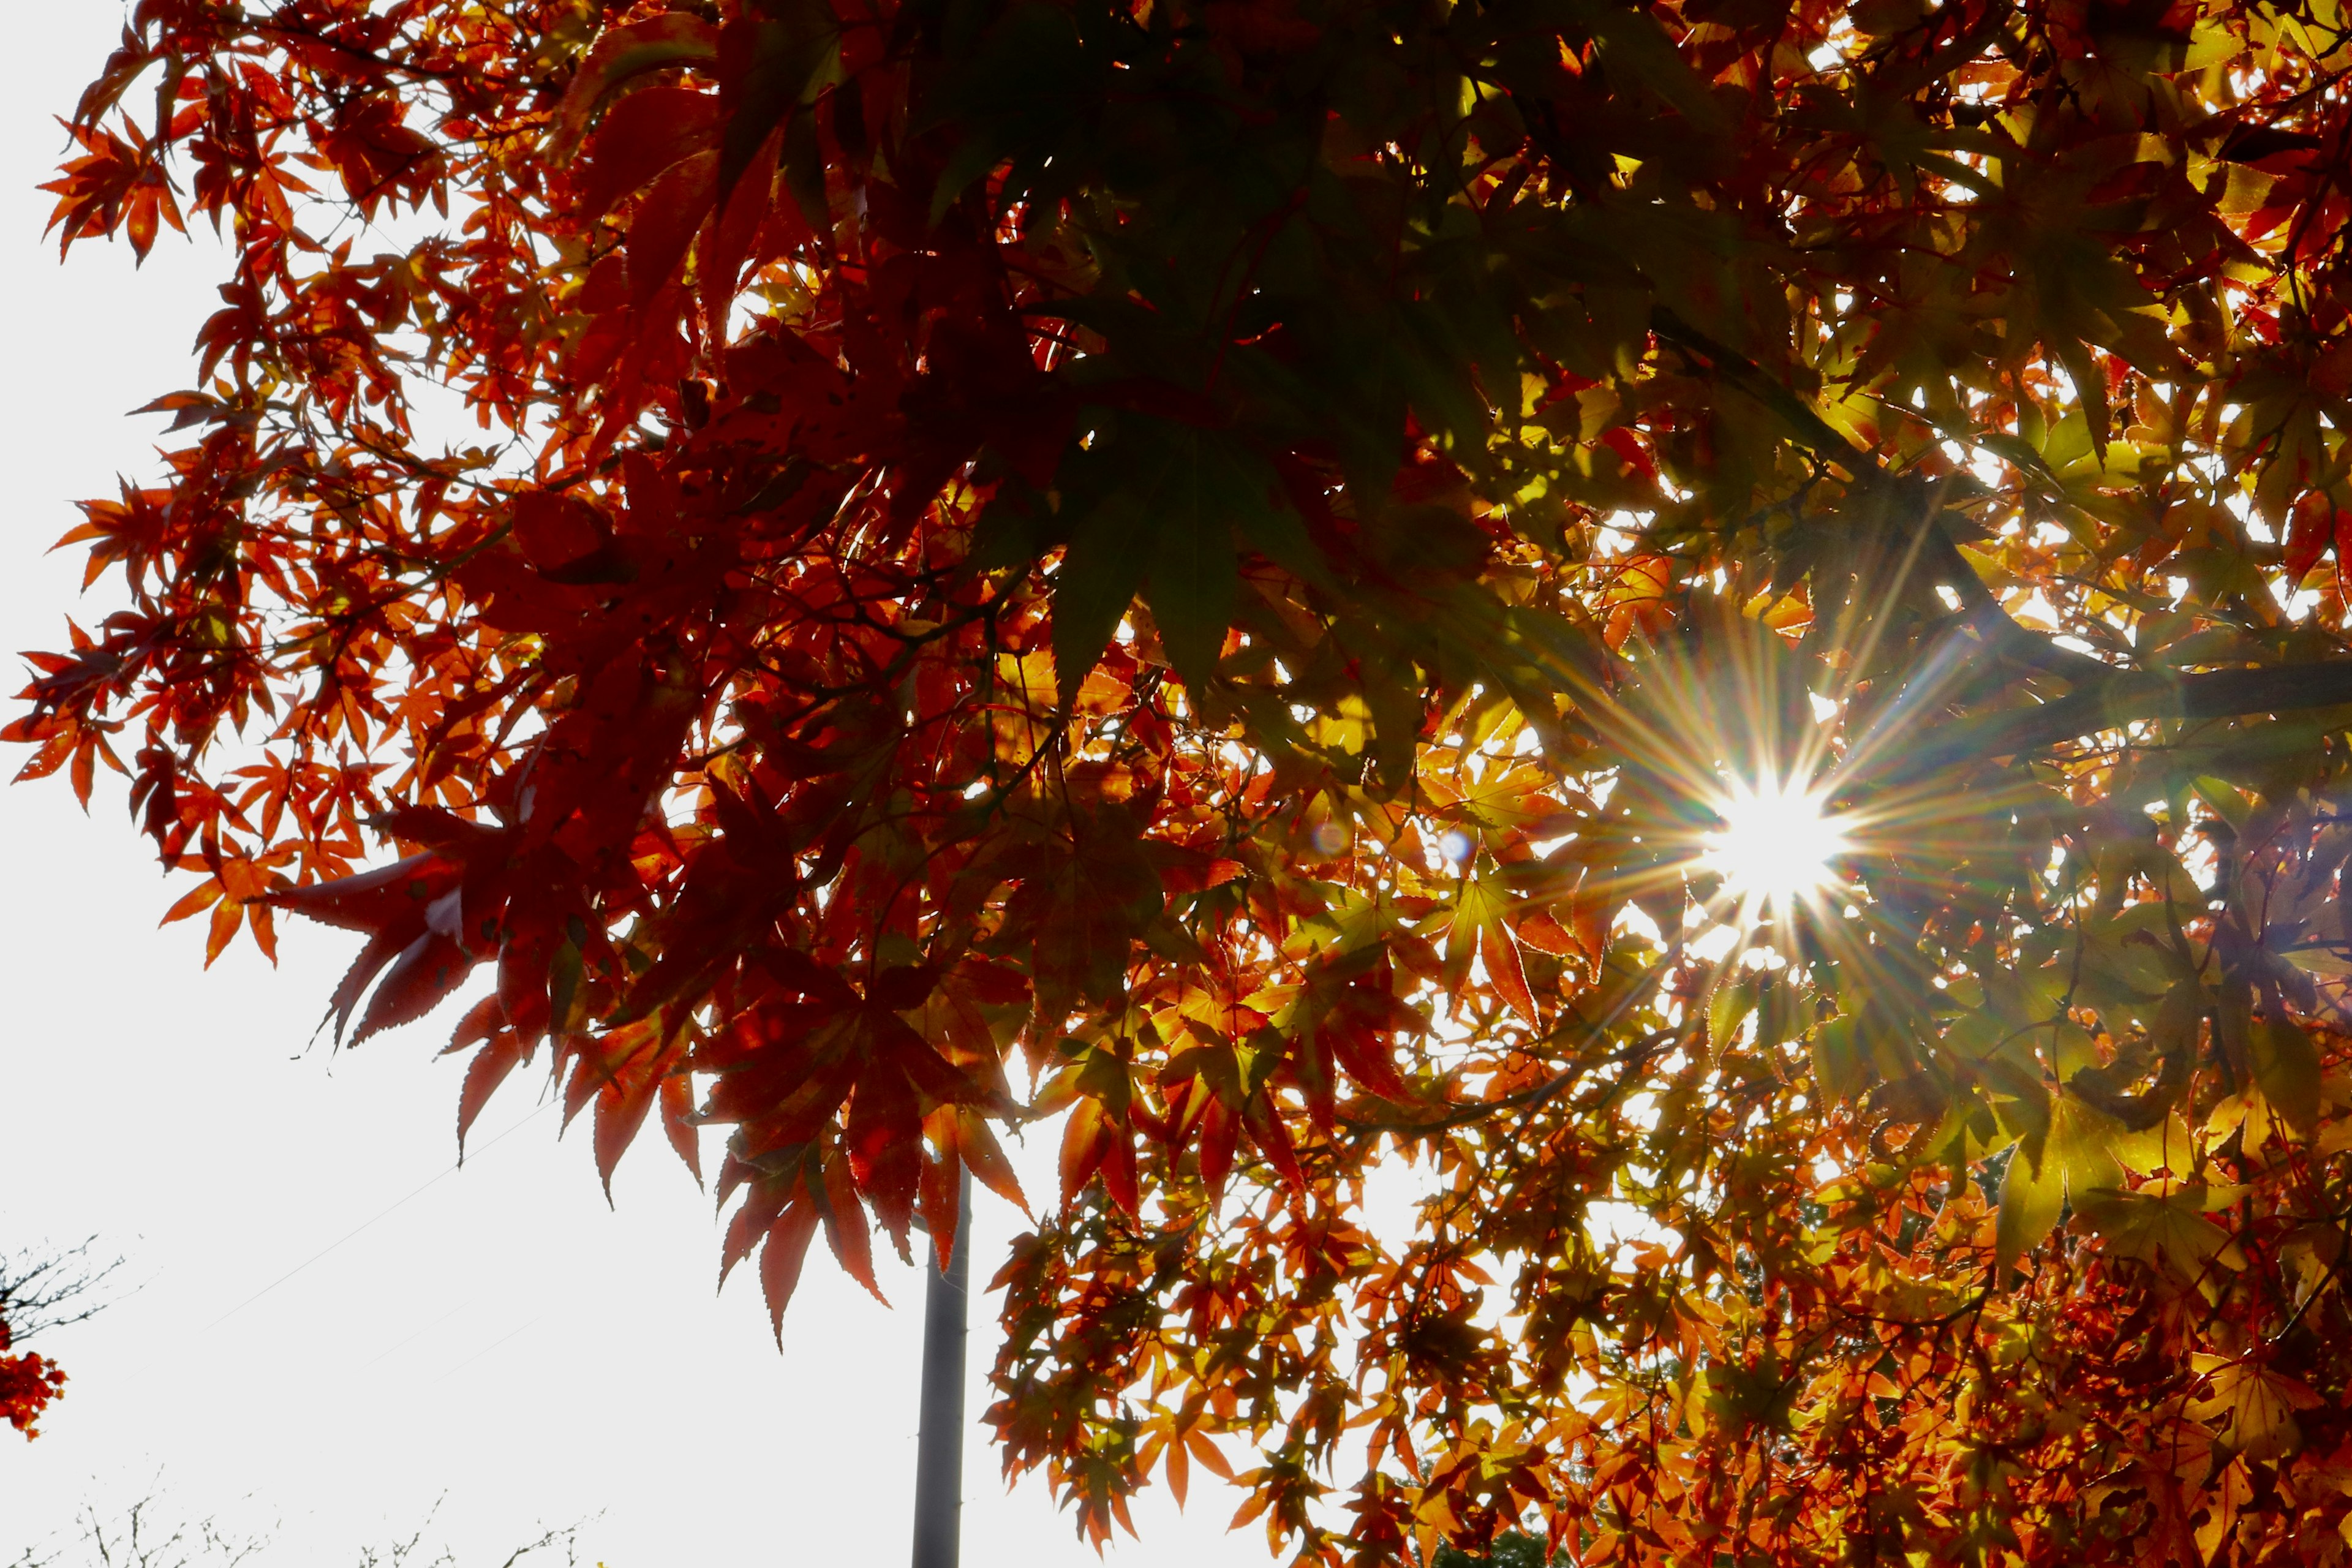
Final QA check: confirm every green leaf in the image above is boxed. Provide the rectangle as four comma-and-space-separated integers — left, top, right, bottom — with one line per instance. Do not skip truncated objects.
2048, 1090, 2124, 1194
1977, 1052, 2052, 1148
1996, 1136, 2067, 1273
1232, 475, 1332, 592
1052, 495, 1152, 709
2046, 1018, 2101, 1081
1809, 1016, 1870, 1102
780, 103, 827, 230
2251, 1018, 2322, 1137
2111, 1109, 2194, 1175
1707, 976, 1756, 1058
1994, 1090, 2121, 1273
1145, 439, 1242, 692
2151, 977, 2206, 1060
2191, 775, 2253, 830
1561, 0, 1730, 137
1976, 431, 2058, 483
965, 491, 1051, 576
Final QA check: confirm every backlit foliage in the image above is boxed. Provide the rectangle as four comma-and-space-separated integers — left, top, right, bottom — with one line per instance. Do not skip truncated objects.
17, 0, 2352, 1559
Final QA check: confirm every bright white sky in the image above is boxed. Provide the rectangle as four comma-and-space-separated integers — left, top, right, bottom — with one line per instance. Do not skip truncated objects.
0, 10, 1264, 1565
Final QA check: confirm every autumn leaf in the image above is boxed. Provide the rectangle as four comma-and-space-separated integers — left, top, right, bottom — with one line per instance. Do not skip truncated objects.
2189, 1355, 2323, 1460
2079, 1193, 2239, 1297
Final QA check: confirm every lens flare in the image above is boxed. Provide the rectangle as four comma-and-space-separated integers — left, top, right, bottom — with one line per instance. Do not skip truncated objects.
1702, 772, 1851, 920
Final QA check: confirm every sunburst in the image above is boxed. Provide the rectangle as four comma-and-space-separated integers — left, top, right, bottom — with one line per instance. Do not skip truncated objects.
1700, 769, 1853, 925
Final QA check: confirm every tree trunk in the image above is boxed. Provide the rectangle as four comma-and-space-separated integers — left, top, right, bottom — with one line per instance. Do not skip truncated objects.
911, 1167, 972, 1568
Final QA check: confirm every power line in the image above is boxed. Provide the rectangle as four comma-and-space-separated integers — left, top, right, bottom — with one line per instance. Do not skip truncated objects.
358, 1296, 480, 1370
428, 1316, 541, 1385
203, 1102, 551, 1332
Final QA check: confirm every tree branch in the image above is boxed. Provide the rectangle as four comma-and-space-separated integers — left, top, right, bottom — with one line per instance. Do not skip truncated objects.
1653, 308, 2102, 673
1652, 308, 1871, 478
1894, 660, 2352, 778
1912, 516, 2116, 684
1651, 305, 2352, 766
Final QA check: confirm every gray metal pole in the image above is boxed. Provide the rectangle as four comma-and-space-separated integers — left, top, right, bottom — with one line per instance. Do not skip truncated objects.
911, 1167, 972, 1568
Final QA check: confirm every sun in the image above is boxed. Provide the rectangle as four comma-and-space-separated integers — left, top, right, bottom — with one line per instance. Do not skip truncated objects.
1700, 772, 1852, 921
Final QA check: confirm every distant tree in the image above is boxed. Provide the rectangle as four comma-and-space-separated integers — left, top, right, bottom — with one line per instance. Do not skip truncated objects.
9, 1488, 582, 1568
0, 1325, 63, 1444
1, 1240, 115, 1442
70, 1493, 263, 1568
19, 0, 2352, 1562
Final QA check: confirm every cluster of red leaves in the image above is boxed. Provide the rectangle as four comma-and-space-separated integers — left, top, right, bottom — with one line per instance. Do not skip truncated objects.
18, 0, 2352, 1561
0, 1314, 66, 1442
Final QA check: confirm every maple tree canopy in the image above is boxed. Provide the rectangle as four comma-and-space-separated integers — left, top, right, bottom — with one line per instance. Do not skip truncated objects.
17, 0, 2352, 1558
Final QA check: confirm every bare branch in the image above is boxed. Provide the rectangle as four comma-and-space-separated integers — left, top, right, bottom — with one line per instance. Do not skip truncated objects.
0, 1238, 124, 1343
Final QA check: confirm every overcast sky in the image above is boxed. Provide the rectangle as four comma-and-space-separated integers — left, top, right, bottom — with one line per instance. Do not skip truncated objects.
0, 9, 1261, 1566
